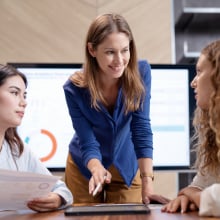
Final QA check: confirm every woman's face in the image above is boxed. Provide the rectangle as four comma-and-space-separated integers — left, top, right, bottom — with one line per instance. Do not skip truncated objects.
0, 75, 27, 130
88, 32, 130, 83
191, 53, 214, 110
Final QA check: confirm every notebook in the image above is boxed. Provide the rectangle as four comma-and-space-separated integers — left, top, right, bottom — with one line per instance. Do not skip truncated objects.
64, 204, 150, 216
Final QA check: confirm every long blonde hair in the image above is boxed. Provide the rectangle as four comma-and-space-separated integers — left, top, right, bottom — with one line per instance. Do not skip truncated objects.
70, 13, 145, 114
192, 40, 220, 175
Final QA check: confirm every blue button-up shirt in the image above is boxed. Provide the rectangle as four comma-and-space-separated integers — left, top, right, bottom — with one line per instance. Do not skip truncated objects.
63, 60, 153, 186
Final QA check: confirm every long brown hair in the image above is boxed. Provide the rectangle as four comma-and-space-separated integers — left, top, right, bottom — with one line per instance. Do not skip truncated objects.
0, 64, 27, 157
70, 13, 145, 114
191, 40, 220, 175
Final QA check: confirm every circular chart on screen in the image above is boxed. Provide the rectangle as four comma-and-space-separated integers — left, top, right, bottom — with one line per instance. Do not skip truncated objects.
24, 129, 57, 162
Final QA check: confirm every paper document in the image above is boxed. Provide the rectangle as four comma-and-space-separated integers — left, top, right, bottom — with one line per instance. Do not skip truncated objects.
0, 169, 60, 211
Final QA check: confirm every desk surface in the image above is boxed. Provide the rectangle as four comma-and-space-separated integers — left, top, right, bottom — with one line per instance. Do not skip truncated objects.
1, 206, 219, 220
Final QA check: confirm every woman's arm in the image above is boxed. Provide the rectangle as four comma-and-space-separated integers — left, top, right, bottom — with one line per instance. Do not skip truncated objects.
22, 146, 73, 211
199, 184, 220, 217
63, 80, 102, 167
138, 157, 154, 204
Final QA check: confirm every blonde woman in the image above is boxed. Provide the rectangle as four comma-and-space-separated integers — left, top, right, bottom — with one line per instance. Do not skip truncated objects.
162, 40, 220, 217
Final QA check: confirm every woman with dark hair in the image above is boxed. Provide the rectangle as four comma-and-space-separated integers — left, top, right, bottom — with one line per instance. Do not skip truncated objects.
162, 40, 220, 217
64, 13, 168, 204
0, 64, 73, 212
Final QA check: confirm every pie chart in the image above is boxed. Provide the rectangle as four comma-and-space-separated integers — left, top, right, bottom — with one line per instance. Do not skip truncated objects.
24, 129, 57, 162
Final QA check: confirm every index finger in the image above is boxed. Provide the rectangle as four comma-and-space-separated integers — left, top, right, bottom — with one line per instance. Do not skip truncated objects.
89, 176, 95, 194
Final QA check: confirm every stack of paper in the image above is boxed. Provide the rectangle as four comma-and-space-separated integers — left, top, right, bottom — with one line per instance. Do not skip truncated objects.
0, 169, 60, 211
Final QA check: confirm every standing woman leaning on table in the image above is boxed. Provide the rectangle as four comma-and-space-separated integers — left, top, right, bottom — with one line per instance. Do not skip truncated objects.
0, 64, 73, 212
63, 13, 168, 204
162, 40, 220, 217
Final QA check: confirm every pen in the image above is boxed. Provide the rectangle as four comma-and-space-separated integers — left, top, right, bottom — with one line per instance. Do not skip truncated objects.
92, 176, 107, 197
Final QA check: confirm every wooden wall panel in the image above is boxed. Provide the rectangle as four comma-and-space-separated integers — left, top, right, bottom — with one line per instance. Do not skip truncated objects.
97, 0, 172, 63
0, 0, 172, 64
0, 0, 97, 64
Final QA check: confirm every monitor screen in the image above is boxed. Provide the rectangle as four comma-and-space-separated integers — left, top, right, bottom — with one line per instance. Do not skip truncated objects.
150, 64, 195, 170
8, 63, 196, 171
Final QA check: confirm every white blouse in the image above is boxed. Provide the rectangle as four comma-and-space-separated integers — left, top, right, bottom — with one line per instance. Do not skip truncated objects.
0, 140, 73, 208
190, 171, 220, 216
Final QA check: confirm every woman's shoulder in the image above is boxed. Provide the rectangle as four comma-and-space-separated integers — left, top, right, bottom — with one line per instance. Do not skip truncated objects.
138, 59, 151, 73
21, 144, 37, 160
20, 144, 51, 174
138, 59, 151, 82
63, 77, 76, 89
63, 72, 87, 91
138, 59, 150, 69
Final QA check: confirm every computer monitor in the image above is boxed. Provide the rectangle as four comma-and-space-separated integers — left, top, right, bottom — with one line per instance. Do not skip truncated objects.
150, 64, 196, 170
8, 63, 196, 171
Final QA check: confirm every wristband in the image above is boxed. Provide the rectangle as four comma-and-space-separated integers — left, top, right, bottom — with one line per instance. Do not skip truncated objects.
140, 172, 154, 181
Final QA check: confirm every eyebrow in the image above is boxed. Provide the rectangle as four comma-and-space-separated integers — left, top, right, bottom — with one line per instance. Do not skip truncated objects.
104, 47, 129, 51
9, 86, 27, 95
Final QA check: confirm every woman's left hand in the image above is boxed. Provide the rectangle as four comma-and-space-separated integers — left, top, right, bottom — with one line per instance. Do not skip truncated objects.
148, 194, 171, 204
161, 187, 200, 213
141, 177, 170, 204
178, 186, 201, 208
27, 192, 63, 212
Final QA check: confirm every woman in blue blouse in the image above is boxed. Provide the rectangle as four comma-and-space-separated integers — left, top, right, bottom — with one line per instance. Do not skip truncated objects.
64, 13, 167, 204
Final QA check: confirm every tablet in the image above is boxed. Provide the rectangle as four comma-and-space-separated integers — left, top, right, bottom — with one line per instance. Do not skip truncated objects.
64, 204, 150, 216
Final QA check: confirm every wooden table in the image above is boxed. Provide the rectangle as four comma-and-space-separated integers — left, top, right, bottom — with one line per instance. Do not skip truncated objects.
1, 206, 219, 220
